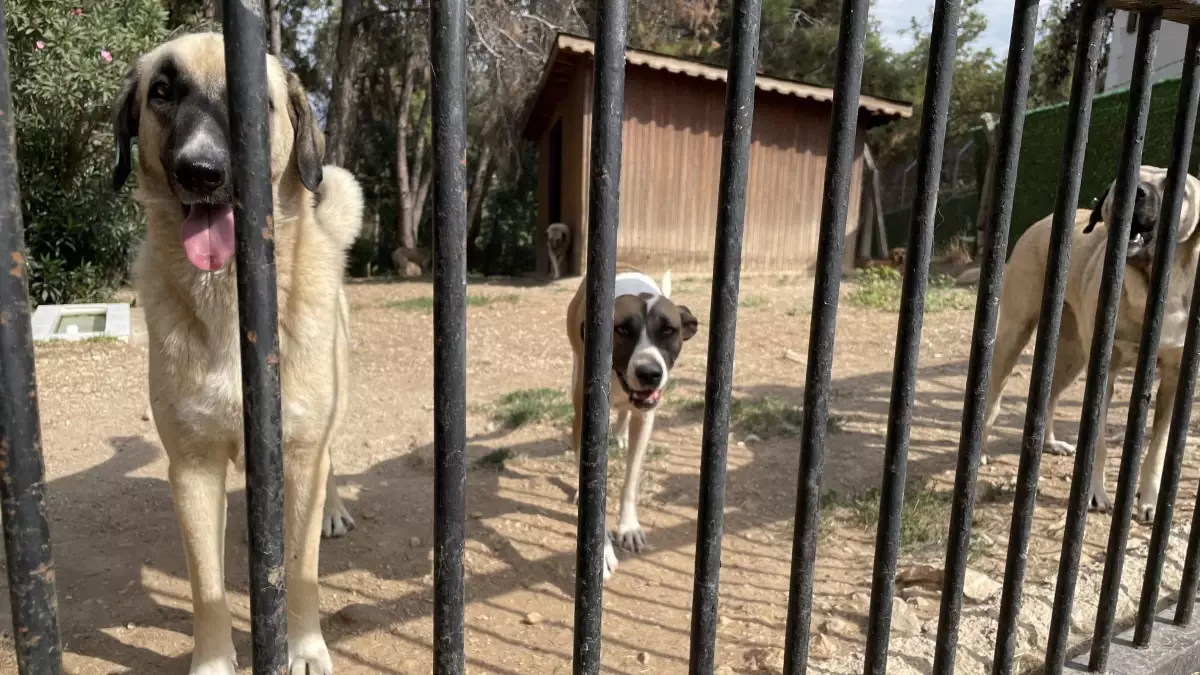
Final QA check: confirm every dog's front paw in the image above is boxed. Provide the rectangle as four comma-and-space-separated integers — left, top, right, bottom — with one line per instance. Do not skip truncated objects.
289, 632, 334, 675
1089, 488, 1113, 513
603, 531, 619, 581
1136, 491, 1158, 524
616, 522, 647, 553
1046, 440, 1077, 456
322, 497, 356, 539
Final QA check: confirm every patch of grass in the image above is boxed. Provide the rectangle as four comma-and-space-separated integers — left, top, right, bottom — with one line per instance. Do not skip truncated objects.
474, 448, 516, 471
826, 414, 846, 434
83, 335, 120, 344
468, 293, 520, 307
385, 294, 519, 312
822, 481, 953, 553
385, 297, 435, 312
847, 266, 974, 313
674, 395, 804, 439
735, 397, 804, 439
492, 388, 572, 428
739, 295, 768, 309
786, 304, 807, 317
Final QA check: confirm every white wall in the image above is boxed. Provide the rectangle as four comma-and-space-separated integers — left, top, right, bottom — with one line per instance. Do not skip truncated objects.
1103, 11, 1191, 92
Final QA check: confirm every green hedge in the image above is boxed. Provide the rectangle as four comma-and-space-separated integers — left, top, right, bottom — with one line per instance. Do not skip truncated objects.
972, 76, 1200, 254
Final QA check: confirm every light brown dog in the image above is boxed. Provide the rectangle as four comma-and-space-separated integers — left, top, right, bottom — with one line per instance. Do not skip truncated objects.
547, 222, 571, 279
113, 33, 363, 674
565, 266, 698, 578
983, 166, 1200, 523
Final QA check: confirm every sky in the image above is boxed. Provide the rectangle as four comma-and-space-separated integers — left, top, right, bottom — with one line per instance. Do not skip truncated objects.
872, 0, 1018, 56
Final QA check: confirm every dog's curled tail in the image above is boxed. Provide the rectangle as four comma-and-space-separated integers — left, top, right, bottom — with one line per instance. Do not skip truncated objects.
661, 269, 672, 298
315, 165, 365, 252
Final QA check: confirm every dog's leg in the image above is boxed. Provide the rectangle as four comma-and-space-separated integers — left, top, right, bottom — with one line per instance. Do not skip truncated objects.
1088, 370, 1118, 513
616, 409, 655, 553
1045, 320, 1088, 456
171, 453, 236, 675
613, 410, 631, 452
982, 318, 1036, 457
550, 254, 561, 280
569, 353, 584, 505
285, 445, 334, 674
321, 461, 356, 539
1136, 365, 1180, 522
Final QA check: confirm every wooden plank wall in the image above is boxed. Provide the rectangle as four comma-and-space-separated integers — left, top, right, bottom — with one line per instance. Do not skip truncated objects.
571, 63, 864, 277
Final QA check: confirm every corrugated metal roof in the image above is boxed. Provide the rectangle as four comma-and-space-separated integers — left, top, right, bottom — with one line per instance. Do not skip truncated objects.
554, 34, 913, 120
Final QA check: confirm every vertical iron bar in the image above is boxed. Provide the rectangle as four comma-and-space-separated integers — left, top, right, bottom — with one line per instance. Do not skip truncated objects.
991, 4, 1111, 673
222, 2, 288, 671
780, 0, 868, 670
1134, 21, 1200, 647
0, 3, 63, 673
862, 0, 960, 671
572, 0, 626, 671
931, 0, 1038, 670
687, 0, 761, 670
1043, 10, 1161, 673
1092, 12, 1190, 665
430, 0, 468, 670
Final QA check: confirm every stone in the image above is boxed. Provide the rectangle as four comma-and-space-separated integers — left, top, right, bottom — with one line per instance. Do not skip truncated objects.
523, 612, 544, 626
809, 633, 838, 660
637, 652, 650, 665
892, 598, 921, 636
962, 569, 1002, 603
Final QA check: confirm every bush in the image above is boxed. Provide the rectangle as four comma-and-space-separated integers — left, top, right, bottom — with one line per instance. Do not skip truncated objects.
6, 0, 166, 305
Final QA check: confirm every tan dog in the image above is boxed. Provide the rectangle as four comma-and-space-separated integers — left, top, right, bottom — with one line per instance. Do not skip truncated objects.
113, 33, 363, 674
984, 165, 1199, 522
566, 265, 698, 578
547, 222, 571, 279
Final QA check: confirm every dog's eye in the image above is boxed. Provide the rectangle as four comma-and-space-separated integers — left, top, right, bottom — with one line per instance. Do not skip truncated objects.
150, 82, 171, 101
615, 325, 633, 337
661, 326, 677, 336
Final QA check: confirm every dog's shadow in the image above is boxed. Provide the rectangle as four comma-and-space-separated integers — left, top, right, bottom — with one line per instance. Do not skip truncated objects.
3, 356, 1148, 674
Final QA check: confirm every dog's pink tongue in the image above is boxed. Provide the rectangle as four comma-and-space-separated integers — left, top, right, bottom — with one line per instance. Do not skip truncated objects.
181, 205, 236, 271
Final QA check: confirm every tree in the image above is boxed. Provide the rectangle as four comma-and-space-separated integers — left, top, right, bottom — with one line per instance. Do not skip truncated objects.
6, 0, 168, 304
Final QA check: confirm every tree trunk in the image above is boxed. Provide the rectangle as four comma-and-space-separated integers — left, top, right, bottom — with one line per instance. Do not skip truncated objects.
396, 58, 432, 252
466, 146, 497, 268
268, 0, 283, 56
975, 113, 999, 256
325, 0, 363, 168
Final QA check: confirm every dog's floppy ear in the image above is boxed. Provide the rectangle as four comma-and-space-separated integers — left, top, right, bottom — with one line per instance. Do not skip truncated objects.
1085, 182, 1113, 234
286, 71, 324, 191
678, 306, 699, 341
112, 63, 140, 191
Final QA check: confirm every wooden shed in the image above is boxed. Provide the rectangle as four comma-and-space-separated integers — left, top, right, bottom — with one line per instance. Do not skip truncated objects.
522, 34, 913, 277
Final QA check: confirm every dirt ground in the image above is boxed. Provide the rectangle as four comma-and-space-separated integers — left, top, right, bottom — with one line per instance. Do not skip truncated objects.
4, 272, 1199, 675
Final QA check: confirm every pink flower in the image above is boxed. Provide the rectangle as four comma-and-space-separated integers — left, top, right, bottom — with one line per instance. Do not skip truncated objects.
72, 7, 82, 15
34, 41, 45, 51
100, 50, 112, 63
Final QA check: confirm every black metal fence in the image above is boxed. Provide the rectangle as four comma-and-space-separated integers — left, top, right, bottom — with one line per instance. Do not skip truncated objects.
3, 0, 1200, 671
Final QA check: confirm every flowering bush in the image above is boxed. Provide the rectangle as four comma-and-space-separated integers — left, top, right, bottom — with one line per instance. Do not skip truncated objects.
5, 0, 165, 304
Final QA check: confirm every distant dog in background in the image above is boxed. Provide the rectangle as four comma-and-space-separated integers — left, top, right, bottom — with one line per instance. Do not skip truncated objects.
547, 222, 571, 279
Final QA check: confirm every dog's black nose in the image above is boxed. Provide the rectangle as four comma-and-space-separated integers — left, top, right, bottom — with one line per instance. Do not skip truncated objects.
174, 154, 227, 194
635, 363, 663, 388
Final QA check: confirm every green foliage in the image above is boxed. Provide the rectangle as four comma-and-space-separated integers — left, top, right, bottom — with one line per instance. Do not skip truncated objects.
471, 148, 539, 276
974, 75, 1200, 253
848, 266, 975, 313
869, 0, 1007, 164
6, 0, 167, 305
492, 388, 573, 429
